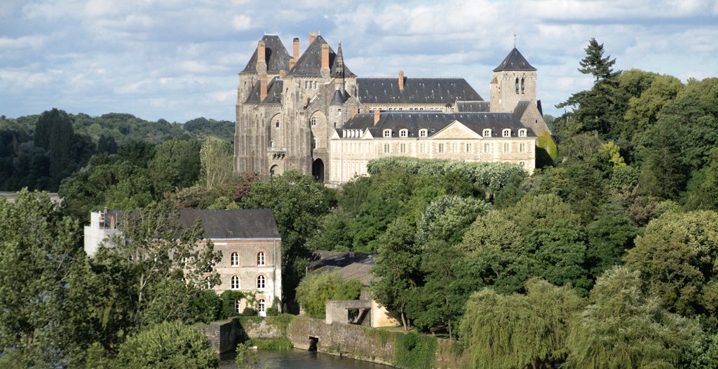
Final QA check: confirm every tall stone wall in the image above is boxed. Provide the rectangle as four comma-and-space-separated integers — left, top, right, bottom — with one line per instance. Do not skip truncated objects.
195, 319, 242, 354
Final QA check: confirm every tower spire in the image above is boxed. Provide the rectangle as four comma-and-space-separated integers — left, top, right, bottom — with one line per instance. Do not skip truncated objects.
513, 33, 516, 48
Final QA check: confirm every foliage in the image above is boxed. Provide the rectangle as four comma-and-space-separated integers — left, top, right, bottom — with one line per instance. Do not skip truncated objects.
416, 195, 489, 244
235, 343, 259, 369
0, 189, 82, 367
624, 210, 718, 318
266, 314, 295, 335
393, 332, 437, 369
565, 266, 700, 369
460, 278, 585, 369
200, 137, 234, 190
219, 290, 246, 320
296, 271, 360, 318
113, 320, 219, 369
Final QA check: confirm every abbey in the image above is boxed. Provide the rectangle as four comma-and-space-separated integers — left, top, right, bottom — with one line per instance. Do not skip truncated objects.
234, 32, 551, 185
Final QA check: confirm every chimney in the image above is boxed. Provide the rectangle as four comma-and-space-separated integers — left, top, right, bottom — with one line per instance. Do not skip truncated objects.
257, 40, 266, 63
398, 70, 405, 90
260, 73, 267, 101
293, 37, 300, 60
374, 109, 380, 125
279, 70, 286, 79
289, 58, 296, 70
309, 31, 317, 45
351, 107, 358, 118
321, 44, 329, 69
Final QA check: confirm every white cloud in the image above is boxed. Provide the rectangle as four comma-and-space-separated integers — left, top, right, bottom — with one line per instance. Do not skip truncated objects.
232, 14, 252, 31
206, 90, 235, 102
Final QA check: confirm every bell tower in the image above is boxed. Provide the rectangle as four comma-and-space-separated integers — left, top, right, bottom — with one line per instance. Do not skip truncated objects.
489, 47, 537, 113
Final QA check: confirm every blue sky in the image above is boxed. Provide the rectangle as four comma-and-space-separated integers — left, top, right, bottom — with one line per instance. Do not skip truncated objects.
1, 0, 716, 123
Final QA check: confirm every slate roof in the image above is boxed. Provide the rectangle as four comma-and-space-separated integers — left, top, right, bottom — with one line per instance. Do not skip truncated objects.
287, 35, 355, 78
307, 251, 376, 286
356, 78, 483, 104
241, 35, 291, 74
340, 112, 536, 138
493, 48, 536, 72
457, 101, 491, 112
330, 88, 346, 106
244, 77, 283, 104
104, 209, 281, 239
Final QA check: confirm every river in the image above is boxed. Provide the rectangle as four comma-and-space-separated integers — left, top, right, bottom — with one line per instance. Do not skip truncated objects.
219, 349, 390, 369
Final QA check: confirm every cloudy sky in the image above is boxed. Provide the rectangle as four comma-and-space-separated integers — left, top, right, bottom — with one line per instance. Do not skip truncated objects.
1, 0, 716, 123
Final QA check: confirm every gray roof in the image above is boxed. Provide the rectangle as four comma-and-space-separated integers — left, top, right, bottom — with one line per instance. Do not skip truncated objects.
457, 101, 491, 112
106, 209, 280, 239
341, 111, 536, 138
356, 78, 483, 104
287, 35, 355, 78
493, 48, 536, 72
308, 251, 376, 286
241, 35, 291, 74
244, 77, 283, 104
330, 88, 346, 106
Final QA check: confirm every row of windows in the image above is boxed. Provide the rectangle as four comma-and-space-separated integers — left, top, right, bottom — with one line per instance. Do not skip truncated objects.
230, 274, 267, 290
304, 81, 318, 89
234, 299, 266, 314
229, 251, 266, 267
381, 141, 529, 154
383, 128, 528, 138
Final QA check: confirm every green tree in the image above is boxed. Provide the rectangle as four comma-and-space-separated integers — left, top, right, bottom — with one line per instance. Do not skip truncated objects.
460, 278, 585, 369
624, 210, 718, 318
200, 137, 233, 190
113, 320, 218, 369
0, 189, 82, 367
102, 201, 222, 325
295, 271, 360, 319
565, 266, 700, 369
371, 219, 422, 330
235, 343, 259, 369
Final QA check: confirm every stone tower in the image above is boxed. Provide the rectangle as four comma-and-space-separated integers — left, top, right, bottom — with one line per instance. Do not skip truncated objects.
489, 48, 537, 113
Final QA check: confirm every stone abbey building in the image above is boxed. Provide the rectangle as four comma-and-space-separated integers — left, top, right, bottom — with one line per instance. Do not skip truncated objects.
234, 32, 551, 185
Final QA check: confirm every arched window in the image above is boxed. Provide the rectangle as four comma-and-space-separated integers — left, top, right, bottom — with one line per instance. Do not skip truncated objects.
234, 300, 241, 314
270, 140, 275, 148
256, 275, 266, 289
231, 275, 240, 290
515, 78, 519, 94
518, 129, 527, 137
311, 117, 317, 126
483, 129, 492, 137
399, 129, 408, 137
383, 129, 392, 137
230, 252, 239, 267
257, 251, 265, 266
502, 129, 511, 137
521, 78, 525, 94
258, 299, 266, 313
419, 129, 427, 137
275, 120, 280, 128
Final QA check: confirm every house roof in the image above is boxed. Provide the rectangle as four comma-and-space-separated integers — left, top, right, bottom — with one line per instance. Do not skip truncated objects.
493, 48, 536, 72
340, 111, 536, 138
105, 209, 281, 239
457, 101, 491, 112
241, 35, 291, 74
356, 77, 483, 104
245, 77, 283, 104
286, 35, 355, 78
307, 251, 376, 286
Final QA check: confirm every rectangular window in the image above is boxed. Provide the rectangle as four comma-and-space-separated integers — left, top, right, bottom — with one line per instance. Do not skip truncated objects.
400, 143, 406, 153
466, 143, 472, 153
484, 143, 490, 153
384, 143, 390, 153
438, 143, 445, 153
519, 143, 526, 153
503, 143, 510, 153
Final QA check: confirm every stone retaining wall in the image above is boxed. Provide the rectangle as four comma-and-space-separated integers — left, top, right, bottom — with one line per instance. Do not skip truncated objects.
195, 318, 241, 354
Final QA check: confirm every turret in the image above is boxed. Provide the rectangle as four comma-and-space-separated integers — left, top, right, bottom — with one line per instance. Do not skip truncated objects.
489, 48, 537, 113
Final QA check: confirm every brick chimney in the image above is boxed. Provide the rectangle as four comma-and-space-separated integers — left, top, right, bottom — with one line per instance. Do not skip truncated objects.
309, 32, 317, 45
289, 58, 296, 70
293, 37, 300, 60
373, 109, 380, 125
257, 40, 265, 63
398, 70, 404, 90
321, 44, 329, 69
260, 73, 267, 101
351, 107, 358, 118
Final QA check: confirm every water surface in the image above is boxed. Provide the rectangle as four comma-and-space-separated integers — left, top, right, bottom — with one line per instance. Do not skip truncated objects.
220, 349, 390, 369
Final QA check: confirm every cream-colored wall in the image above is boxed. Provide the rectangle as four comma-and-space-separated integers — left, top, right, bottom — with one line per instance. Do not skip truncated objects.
328, 134, 536, 184
371, 300, 400, 327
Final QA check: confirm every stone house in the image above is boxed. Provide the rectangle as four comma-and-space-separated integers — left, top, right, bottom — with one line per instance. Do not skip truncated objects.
234, 32, 551, 185
84, 208, 282, 316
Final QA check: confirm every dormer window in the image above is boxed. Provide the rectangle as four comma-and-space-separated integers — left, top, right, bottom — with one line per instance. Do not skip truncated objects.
483, 129, 492, 137
399, 129, 408, 137
383, 129, 392, 137
502, 129, 511, 137
419, 129, 427, 137
518, 129, 527, 137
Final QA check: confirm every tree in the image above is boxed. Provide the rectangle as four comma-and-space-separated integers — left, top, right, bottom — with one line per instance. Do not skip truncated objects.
371, 219, 422, 330
624, 210, 718, 318
200, 137, 233, 190
565, 266, 700, 369
113, 320, 218, 369
295, 271, 361, 319
460, 278, 585, 369
578, 38, 619, 82
0, 189, 82, 367
101, 201, 222, 325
